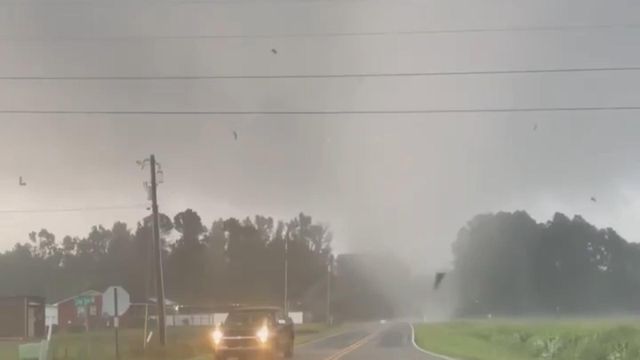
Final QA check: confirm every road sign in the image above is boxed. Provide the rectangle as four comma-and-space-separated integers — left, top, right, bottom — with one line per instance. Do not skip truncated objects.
102, 286, 130, 317
74, 295, 94, 308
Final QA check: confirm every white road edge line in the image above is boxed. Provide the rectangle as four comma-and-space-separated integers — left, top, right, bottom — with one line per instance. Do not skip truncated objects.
409, 323, 461, 360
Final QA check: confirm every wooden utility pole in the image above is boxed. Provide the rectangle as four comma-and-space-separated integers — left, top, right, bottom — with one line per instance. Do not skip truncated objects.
284, 235, 288, 314
326, 255, 333, 325
150, 154, 167, 346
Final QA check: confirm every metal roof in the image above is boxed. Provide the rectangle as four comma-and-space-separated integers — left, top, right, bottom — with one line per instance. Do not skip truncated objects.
50, 290, 102, 306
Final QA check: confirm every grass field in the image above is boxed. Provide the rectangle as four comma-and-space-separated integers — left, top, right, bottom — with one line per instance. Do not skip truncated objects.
414, 319, 640, 360
1, 327, 213, 360
0, 323, 337, 360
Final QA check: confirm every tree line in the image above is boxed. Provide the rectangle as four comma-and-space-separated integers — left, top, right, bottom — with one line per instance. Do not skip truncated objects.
452, 211, 640, 316
0, 210, 333, 315
15, 207, 631, 320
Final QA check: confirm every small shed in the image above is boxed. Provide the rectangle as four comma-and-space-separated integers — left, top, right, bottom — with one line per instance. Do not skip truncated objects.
0, 296, 45, 339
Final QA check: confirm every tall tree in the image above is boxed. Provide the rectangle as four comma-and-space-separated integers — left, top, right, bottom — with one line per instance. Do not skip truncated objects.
167, 209, 207, 302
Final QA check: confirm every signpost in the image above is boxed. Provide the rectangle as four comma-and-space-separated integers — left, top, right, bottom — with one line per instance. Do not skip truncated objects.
74, 295, 94, 332
143, 304, 149, 349
74, 295, 95, 358
102, 286, 131, 360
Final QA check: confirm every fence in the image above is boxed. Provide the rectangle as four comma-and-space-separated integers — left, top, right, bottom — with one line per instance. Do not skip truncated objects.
161, 311, 303, 326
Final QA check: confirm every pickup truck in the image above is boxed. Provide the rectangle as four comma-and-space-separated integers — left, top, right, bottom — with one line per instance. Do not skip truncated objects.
212, 306, 295, 360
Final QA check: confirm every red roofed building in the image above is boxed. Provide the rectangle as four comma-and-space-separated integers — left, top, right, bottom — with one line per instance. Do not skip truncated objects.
54, 290, 104, 330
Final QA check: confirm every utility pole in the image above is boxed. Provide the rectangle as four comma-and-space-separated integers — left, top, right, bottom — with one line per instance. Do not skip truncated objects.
283, 234, 289, 314
114, 287, 120, 360
149, 154, 167, 346
326, 255, 333, 325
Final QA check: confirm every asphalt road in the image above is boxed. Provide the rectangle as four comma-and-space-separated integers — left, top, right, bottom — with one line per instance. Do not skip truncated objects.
294, 322, 447, 360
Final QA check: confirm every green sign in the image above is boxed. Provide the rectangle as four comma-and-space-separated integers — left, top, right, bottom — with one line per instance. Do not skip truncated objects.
74, 295, 94, 308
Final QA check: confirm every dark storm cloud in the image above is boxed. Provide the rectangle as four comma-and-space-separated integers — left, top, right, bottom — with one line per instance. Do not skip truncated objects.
1, 0, 640, 273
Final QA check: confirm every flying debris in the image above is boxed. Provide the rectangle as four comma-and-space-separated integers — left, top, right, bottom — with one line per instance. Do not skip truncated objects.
271, 49, 278, 55
434, 272, 446, 290
18, 176, 26, 186
233, 131, 238, 141
591, 196, 597, 202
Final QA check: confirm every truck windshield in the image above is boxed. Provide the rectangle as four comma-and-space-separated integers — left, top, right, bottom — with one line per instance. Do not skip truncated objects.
225, 311, 273, 327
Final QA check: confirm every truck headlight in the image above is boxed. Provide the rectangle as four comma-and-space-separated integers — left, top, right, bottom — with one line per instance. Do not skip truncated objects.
256, 325, 270, 344
212, 328, 223, 345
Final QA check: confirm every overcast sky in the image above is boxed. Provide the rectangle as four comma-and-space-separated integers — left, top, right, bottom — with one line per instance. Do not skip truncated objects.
1, 0, 640, 273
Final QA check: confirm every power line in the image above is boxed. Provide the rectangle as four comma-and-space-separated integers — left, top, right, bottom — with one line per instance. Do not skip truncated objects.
0, 204, 148, 214
103, 23, 640, 39
3, 23, 640, 42
0, 0, 365, 4
3, 65, 640, 81
2, 106, 640, 116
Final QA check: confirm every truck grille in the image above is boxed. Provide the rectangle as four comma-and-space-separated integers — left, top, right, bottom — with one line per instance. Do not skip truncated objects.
225, 329, 255, 337
223, 337, 258, 348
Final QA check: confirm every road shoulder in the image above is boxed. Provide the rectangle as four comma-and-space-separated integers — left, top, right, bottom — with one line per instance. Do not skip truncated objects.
409, 323, 460, 360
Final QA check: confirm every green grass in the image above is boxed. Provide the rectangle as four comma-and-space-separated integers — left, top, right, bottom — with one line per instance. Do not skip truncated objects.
0, 327, 214, 360
50, 327, 214, 360
414, 319, 640, 360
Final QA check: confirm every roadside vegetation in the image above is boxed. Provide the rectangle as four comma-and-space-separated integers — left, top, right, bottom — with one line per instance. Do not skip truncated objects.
414, 320, 640, 360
